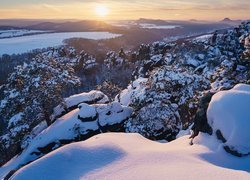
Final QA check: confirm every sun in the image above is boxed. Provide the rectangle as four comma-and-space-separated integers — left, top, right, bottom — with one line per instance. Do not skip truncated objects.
95, 5, 109, 17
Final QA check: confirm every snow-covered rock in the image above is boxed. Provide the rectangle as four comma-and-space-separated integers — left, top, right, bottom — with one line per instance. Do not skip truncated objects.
125, 66, 208, 141
51, 90, 109, 121
193, 34, 213, 43
97, 102, 133, 132
0, 102, 132, 178
115, 78, 147, 106
7, 113, 24, 129
207, 84, 250, 156
78, 103, 98, 122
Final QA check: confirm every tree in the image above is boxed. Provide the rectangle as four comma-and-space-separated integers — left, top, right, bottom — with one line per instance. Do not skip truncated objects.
0, 50, 80, 165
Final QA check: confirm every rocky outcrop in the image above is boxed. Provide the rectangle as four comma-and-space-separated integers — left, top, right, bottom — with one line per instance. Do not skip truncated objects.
51, 90, 109, 122
118, 21, 250, 141
191, 92, 214, 138
0, 100, 132, 178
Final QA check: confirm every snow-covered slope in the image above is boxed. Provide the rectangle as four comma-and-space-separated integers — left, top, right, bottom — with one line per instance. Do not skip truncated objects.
11, 133, 250, 180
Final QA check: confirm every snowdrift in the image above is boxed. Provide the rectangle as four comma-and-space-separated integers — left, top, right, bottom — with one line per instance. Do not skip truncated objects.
11, 133, 250, 180
207, 84, 250, 156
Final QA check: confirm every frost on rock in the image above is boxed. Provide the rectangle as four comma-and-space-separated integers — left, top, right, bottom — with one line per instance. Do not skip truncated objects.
207, 84, 250, 156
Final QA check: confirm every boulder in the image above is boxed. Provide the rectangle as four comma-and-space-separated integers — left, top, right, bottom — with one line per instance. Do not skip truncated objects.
207, 84, 250, 156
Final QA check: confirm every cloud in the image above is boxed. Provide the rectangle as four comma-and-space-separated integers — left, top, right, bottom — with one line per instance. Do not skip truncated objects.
42, 4, 62, 12
0, 0, 249, 20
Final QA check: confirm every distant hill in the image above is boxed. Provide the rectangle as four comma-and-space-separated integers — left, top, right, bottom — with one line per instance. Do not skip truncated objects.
220, 18, 242, 25
222, 18, 233, 22
0, 26, 22, 30
136, 18, 169, 25
26, 20, 116, 32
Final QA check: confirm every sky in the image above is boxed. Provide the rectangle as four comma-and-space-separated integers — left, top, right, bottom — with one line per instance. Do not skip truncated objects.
0, 0, 249, 21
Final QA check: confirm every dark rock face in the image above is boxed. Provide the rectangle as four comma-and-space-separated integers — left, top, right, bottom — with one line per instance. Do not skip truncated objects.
191, 92, 214, 138
98, 120, 127, 133
37, 142, 57, 155
216, 130, 227, 143
224, 146, 250, 157
78, 114, 98, 122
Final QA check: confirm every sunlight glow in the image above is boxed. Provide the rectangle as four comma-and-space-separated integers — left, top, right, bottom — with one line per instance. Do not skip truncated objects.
95, 4, 109, 17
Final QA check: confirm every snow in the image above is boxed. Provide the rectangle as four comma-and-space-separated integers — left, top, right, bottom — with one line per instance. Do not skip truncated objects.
51, 90, 109, 121
0, 32, 122, 55
0, 99, 7, 108
0, 109, 99, 178
115, 78, 147, 106
0, 29, 47, 39
65, 90, 109, 108
139, 23, 181, 29
233, 84, 250, 92
8, 90, 19, 98
207, 84, 250, 155
193, 34, 213, 43
176, 124, 193, 139
197, 54, 205, 60
0, 102, 132, 178
11, 133, 250, 180
150, 54, 162, 62
78, 103, 97, 120
30, 121, 48, 137
186, 58, 200, 67
97, 102, 133, 127
7, 112, 24, 128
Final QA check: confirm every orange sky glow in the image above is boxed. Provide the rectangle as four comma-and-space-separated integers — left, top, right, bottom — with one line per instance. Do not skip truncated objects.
0, 0, 249, 21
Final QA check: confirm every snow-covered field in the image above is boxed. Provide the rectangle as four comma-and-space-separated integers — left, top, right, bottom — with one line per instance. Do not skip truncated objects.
11, 133, 250, 180
139, 23, 181, 29
0, 29, 47, 39
0, 32, 122, 55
